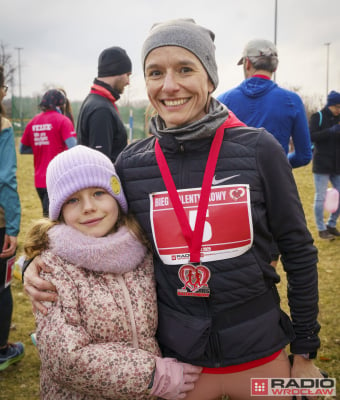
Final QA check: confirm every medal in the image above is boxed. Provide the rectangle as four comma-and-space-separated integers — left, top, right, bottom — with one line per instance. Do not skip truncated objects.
177, 263, 211, 297
155, 120, 229, 298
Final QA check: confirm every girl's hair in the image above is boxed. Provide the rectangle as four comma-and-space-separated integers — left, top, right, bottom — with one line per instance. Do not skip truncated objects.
24, 206, 151, 259
24, 218, 58, 258
122, 213, 152, 251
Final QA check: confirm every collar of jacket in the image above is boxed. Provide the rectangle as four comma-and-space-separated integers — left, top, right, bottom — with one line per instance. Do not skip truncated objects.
149, 97, 229, 142
93, 78, 121, 101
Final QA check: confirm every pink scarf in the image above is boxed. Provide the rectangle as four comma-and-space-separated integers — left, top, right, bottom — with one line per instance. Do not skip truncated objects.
48, 225, 147, 274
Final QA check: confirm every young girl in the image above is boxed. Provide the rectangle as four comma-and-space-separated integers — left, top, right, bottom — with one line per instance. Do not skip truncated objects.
24, 145, 201, 399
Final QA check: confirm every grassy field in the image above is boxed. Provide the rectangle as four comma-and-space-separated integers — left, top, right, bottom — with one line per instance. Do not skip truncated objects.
0, 145, 339, 399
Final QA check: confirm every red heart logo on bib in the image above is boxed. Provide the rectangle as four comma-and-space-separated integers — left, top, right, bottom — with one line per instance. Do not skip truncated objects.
230, 187, 245, 201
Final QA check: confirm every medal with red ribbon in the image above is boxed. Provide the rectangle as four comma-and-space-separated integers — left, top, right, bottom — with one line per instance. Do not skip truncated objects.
155, 120, 228, 297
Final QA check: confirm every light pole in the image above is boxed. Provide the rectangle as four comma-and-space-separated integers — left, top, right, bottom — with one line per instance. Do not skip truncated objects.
324, 42, 330, 99
15, 47, 23, 132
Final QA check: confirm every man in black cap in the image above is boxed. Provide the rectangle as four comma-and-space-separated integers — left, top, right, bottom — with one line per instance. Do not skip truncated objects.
77, 46, 132, 163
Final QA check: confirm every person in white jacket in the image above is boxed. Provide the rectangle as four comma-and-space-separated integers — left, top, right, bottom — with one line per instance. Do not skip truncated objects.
24, 145, 201, 399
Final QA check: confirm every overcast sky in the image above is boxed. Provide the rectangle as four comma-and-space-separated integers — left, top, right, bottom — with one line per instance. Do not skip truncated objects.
2, 0, 339, 106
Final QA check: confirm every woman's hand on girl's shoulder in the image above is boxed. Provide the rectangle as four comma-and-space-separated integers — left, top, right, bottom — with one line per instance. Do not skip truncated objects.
24, 255, 58, 315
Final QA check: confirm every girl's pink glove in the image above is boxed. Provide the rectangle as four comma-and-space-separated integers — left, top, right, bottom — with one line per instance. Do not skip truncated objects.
149, 357, 202, 399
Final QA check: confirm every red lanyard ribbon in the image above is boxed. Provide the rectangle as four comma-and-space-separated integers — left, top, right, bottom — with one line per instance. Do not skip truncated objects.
155, 121, 227, 263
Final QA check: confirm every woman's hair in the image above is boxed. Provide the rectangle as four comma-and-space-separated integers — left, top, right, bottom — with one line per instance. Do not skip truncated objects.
24, 207, 151, 259
58, 88, 74, 125
144, 103, 157, 136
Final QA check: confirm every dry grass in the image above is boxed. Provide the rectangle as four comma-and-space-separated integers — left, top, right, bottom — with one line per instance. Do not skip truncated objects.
0, 145, 339, 399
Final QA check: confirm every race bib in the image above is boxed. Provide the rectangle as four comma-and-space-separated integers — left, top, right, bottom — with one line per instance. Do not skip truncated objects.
0, 256, 15, 290
150, 184, 253, 265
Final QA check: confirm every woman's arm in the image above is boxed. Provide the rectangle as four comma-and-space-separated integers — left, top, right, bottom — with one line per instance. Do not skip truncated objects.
23, 256, 57, 314
257, 131, 322, 380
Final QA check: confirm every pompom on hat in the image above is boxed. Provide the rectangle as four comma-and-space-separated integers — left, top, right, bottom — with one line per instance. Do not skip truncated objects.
327, 90, 340, 107
141, 18, 218, 89
47, 145, 128, 221
97, 46, 132, 77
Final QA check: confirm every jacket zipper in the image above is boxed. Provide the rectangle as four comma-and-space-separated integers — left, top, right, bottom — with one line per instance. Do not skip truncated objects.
117, 275, 139, 349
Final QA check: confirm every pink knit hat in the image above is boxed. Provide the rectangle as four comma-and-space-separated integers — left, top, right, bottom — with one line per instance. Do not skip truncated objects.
47, 145, 128, 220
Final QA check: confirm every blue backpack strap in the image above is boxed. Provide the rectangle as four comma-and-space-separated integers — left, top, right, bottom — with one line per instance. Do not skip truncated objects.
318, 111, 322, 127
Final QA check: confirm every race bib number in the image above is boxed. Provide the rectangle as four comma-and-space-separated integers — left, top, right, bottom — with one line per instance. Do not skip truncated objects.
150, 185, 253, 265
0, 256, 15, 290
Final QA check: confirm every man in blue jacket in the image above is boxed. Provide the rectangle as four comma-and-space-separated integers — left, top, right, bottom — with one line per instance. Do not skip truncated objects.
218, 39, 313, 265
217, 39, 312, 169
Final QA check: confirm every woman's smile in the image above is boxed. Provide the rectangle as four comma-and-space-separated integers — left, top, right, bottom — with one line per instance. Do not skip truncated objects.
162, 98, 191, 107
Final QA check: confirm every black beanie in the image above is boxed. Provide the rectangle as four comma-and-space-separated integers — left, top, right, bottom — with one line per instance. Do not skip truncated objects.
97, 46, 132, 77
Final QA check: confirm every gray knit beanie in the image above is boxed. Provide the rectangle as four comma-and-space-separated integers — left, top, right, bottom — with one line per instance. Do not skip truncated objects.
142, 19, 218, 89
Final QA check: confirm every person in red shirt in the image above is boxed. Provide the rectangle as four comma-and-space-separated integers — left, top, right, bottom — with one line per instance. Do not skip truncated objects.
20, 89, 77, 216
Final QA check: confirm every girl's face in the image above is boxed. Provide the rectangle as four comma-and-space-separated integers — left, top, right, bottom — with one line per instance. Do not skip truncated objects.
144, 46, 214, 128
62, 187, 119, 238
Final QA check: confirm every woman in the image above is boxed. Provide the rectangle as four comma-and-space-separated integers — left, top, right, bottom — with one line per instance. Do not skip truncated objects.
24, 19, 322, 399
0, 65, 24, 370
20, 89, 77, 216
58, 88, 75, 125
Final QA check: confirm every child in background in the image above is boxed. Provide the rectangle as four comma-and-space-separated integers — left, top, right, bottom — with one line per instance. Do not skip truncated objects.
24, 145, 201, 399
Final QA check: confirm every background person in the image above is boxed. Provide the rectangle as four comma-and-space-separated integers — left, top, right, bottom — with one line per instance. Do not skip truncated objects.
23, 19, 322, 400
24, 145, 201, 400
217, 38, 312, 169
217, 38, 313, 266
57, 87, 75, 125
0, 65, 24, 370
309, 90, 340, 240
19, 89, 77, 216
77, 46, 132, 163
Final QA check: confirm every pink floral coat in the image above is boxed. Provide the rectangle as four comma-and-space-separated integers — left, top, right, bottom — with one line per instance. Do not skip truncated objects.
35, 225, 160, 399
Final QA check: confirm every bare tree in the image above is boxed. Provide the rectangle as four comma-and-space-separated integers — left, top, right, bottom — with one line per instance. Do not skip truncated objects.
0, 41, 16, 87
